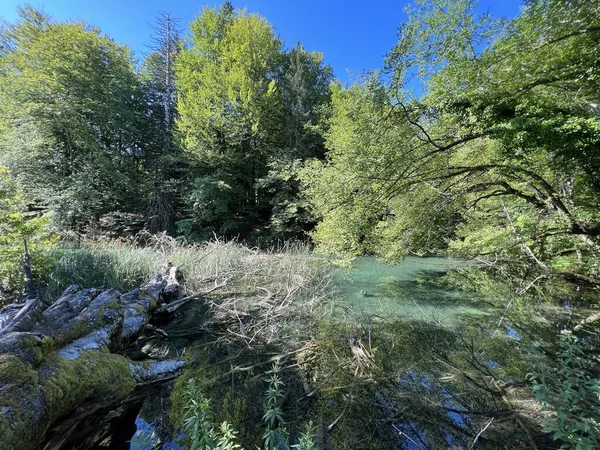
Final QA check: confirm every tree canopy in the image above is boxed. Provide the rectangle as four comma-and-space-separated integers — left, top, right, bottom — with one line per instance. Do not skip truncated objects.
302, 0, 600, 290
176, 3, 332, 240
0, 6, 150, 232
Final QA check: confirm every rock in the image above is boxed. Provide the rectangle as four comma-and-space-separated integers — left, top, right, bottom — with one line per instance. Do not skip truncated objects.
0, 273, 186, 450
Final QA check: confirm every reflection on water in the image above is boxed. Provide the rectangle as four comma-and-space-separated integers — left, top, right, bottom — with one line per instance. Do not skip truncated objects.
130, 417, 183, 450
129, 256, 560, 449
333, 256, 491, 326
324, 256, 553, 449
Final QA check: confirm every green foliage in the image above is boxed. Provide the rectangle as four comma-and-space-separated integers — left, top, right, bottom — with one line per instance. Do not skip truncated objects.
0, 7, 159, 232
175, 4, 331, 242
0, 3, 332, 244
530, 332, 600, 449
301, 0, 600, 295
262, 362, 288, 449
0, 166, 57, 296
176, 4, 282, 238
301, 80, 458, 261
291, 422, 316, 450
183, 378, 240, 450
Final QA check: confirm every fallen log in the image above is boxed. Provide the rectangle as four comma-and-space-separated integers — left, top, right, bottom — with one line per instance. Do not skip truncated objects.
154, 279, 230, 315
0, 272, 186, 450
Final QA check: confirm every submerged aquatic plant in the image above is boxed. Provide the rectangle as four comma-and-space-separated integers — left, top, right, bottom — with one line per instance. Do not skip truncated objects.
129, 428, 159, 450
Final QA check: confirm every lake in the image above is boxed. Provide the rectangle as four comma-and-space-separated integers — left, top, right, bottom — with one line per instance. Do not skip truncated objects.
130, 255, 562, 449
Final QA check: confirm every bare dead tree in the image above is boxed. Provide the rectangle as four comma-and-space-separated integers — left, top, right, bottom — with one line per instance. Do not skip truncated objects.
148, 11, 181, 149
145, 12, 182, 234
22, 238, 35, 300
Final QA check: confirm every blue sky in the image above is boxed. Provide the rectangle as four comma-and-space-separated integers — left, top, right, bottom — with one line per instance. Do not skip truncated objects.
0, 0, 522, 82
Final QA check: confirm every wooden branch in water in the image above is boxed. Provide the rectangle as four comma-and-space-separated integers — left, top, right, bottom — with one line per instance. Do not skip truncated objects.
327, 406, 347, 431
468, 417, 494, 450
154, 279, 230, 315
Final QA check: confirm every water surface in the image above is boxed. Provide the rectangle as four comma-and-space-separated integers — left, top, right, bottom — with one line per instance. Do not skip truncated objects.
130, 256, 553, 450
334, 256, 491, 326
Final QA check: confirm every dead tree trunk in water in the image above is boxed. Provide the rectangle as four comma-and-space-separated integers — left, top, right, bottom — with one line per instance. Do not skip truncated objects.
0, 269, 186, 450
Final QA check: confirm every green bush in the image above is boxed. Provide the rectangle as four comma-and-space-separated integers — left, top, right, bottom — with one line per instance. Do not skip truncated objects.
530, 332, 600, 450
0, 166, 57, 300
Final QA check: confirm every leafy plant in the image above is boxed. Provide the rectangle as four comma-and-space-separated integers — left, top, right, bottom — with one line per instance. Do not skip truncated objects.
291, 421, 317, 450
263, 362, 289, 450
530, 332, 600, 450
183, 378, 240, 450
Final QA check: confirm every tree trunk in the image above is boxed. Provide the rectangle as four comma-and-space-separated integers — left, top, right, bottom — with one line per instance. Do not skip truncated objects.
0, 271, 186, 450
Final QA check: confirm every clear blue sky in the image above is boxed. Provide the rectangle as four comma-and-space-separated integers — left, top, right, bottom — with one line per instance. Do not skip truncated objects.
0, 0, 522, 82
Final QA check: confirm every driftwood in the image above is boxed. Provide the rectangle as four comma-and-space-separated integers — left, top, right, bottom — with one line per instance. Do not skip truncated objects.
573, 311, 600, 332
155, 279, 230, 315
0, 270, 187, 450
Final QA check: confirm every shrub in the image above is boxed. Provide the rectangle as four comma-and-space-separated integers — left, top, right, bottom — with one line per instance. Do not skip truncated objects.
0, 166, 57, 301
530, 332, 600, 450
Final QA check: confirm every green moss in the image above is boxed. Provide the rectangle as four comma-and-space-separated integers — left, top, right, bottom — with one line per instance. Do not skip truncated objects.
0, 388, 45, 450
41, 351, 136, 422
0, 355, 44, 450
0, 347, 138, 450
38, 336, 56, 360
219, 388, 247, 429
168, 342, 214, 429
50, 320, 95, 351
0, 354, 38, 386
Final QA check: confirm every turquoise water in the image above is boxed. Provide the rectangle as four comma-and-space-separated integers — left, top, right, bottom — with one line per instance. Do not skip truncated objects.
329, 257, 548, 449
333, 256, 491, 326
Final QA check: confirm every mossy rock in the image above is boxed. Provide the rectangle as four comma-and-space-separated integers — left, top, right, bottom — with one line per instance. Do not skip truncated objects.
0, 354, 38, 385
40, 351, 137, 423
0, 350, 138, 450
0, 355, 45, 450
0, 332, 50, 366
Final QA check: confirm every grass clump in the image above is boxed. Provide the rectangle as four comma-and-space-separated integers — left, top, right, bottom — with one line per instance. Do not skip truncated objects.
45, 235, 329, 302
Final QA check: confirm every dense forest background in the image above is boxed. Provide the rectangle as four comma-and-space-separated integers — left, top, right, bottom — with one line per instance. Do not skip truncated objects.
2, 0, 599, 301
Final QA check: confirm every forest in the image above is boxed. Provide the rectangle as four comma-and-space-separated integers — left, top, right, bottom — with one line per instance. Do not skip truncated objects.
1, 0, 600, 449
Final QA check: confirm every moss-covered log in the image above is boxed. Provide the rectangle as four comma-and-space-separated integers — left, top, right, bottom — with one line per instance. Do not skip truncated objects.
0, 272, 185, 450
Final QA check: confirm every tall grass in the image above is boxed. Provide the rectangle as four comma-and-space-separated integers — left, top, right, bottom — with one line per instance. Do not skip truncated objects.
40, 235, 334, 448
44, 235, 333, 311
45, 247, 160, 300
